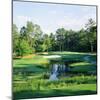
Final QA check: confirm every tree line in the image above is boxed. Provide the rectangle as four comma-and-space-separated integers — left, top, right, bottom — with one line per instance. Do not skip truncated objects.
13, 18, 97, 57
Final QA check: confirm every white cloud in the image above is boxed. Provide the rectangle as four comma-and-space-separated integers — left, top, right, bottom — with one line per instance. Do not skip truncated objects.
81, 6, 96, 13
15, 15, 31, 30
39, 13, 96, 35
14, 15, 40, 30
14, 11, 96, 34
54, 13, 96, 31
17, 15, 31, 22
49, 10, 58, 15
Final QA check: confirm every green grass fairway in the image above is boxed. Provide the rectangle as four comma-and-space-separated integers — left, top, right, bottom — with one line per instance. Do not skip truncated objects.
13, 51, 97, 99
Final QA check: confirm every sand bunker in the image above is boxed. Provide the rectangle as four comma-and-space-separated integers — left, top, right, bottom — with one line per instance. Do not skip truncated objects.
43, 55, 61, 58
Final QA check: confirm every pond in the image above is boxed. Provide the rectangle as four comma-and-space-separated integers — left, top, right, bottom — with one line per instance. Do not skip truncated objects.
49, 59, 79, 81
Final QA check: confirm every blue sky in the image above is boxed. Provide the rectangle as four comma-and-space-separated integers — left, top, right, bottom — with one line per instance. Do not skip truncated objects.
13, 1, 96, 34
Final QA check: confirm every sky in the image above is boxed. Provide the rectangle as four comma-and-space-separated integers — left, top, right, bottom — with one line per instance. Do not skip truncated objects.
13, 1, 96, 34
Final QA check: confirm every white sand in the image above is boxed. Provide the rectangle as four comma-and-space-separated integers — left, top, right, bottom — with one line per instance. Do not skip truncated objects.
43, 55, 61, 58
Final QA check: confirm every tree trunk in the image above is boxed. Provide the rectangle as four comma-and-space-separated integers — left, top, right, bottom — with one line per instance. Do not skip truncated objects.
90, 42, 93, 53
62, 43, 63, 52
60, 43, 62, 52
67, 40, 69, 51
47, 47, 48, 52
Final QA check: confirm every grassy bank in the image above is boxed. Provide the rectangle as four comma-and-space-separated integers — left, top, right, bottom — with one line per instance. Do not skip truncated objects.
13, 51, 97, 99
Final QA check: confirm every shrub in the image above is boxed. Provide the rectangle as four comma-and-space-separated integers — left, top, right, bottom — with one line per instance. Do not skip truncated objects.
17, 39, 33, 57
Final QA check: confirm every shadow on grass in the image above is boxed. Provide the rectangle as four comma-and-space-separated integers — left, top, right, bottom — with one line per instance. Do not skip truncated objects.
13, 64, 47, 74
13, 89, 97, 100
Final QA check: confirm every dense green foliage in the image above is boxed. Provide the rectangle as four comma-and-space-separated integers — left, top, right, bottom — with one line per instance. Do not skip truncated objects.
13, 18, 97, 57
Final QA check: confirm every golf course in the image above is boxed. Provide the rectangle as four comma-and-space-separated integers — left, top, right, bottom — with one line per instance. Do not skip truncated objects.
13, 1, 97, 99
13, 52, 97, 99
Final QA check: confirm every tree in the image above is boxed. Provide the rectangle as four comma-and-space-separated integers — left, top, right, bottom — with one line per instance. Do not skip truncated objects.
76, 29, 89, 52
13, 19, 97, 54
42, 34, 51, 52
32, 24, 43, 52
12, 24, 19, 56
20, 26, 28, 40
56, 28, 66, 51
85, 18, 96, 52
19, 22, 43, 53
49, 33, 56, 51
64, 30, 78, 51
17, 39, 33, 57
26, 21, 34, 35
26, 21, 34, 47
18, 26, 33, 56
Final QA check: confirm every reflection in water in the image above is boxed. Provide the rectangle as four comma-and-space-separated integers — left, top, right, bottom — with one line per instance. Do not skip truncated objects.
49, 59, 81, 81
49, 73, 58, 80
49, 64, 58, 80
49, 63, 67, 81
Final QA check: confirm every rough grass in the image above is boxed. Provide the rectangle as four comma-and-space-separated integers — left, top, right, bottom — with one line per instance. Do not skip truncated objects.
69, 61, 96, 74
70, 62, 93, 66
13, 51, 97, 99
13, 84, 96, 99
13, 56, 49, 68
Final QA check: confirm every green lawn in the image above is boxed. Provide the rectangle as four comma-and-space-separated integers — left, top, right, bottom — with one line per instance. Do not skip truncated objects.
13, 84, 96, 99
69, 62, 96, 74
13, 51, 97, 99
